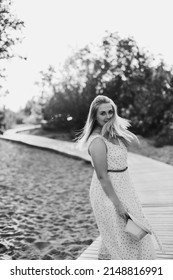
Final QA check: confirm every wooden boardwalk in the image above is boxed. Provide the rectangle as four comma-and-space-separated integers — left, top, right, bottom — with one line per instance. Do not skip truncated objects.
0, 125, 173, 260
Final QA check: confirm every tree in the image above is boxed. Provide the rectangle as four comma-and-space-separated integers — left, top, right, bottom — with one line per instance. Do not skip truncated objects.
98, 32, 173, 136
41, 44, 113, 130
0, 0, 24, 83
0, 0, 24, 129
39, 31, 173, 138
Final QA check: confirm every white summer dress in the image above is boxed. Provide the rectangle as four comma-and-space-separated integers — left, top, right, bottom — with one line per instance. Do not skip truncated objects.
87, 134, 161, 260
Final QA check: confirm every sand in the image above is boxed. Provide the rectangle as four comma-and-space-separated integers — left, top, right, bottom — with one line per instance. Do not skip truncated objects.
0, 140, 99, 260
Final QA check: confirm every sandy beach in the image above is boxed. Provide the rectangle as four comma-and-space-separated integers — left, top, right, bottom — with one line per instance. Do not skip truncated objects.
0, 140, 99, 260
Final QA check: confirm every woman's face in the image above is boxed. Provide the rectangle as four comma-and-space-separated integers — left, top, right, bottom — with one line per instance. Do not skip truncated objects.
96, 103, 114, 127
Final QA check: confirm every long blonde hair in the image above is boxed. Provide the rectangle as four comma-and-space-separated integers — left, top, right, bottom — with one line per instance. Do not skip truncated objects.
76, 95, 139, 148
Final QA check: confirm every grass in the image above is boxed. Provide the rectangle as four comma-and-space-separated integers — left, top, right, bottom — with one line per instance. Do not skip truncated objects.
128, 135, 173, 166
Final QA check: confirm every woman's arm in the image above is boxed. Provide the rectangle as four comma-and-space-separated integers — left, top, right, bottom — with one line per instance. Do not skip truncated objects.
89, 138, 127, 218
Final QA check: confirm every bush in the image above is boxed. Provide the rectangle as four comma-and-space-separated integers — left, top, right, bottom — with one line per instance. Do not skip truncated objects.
4, 109, 17, 129
154, 125, 173, 147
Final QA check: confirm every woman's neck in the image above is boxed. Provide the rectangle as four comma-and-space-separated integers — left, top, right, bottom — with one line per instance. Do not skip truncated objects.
92, 126, 102, 134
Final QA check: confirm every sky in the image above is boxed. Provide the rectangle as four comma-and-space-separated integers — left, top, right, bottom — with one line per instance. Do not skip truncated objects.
1, 0, 173, 111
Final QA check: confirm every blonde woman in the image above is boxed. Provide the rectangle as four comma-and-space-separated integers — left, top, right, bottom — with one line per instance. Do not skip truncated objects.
77, 95, 160, 260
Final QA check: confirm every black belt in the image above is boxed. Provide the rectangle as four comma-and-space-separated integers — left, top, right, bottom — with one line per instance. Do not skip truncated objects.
107, 167, 128, 173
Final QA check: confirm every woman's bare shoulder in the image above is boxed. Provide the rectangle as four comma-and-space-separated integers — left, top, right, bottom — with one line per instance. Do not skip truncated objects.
88, 133, 107, 155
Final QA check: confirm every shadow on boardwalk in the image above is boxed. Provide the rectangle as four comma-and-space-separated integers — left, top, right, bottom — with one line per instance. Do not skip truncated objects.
0, 125, 173, 260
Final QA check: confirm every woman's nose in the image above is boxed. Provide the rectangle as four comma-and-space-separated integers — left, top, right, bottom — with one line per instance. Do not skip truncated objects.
105, 114, 111, 120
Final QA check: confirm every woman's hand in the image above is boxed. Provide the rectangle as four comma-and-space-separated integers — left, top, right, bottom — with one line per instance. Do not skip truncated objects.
114, 203, 129, 221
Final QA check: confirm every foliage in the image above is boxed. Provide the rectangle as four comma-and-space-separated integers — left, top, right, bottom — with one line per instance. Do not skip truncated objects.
23, 96, 45, 124
37, 31, 173, 142
0, 0, 24, 92
4, 108, 17, 127
154, 125, 173, 147
0, 108, 6, 133
42, 44, 113, 130
1, 108, 26, 130
0, 0, 24, 60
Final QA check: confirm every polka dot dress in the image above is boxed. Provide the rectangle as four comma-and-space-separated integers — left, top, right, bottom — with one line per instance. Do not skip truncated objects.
87, 134, 157, 260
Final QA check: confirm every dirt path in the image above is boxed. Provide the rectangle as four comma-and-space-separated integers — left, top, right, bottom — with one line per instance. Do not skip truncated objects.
0, 140, 98, 260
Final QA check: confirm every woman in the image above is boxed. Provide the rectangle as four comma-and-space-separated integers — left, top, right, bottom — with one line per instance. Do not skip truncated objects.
77, 95, 160, 260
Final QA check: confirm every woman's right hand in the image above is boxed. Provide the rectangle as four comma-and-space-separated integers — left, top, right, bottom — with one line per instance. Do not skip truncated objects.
114, 203, 129, 221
